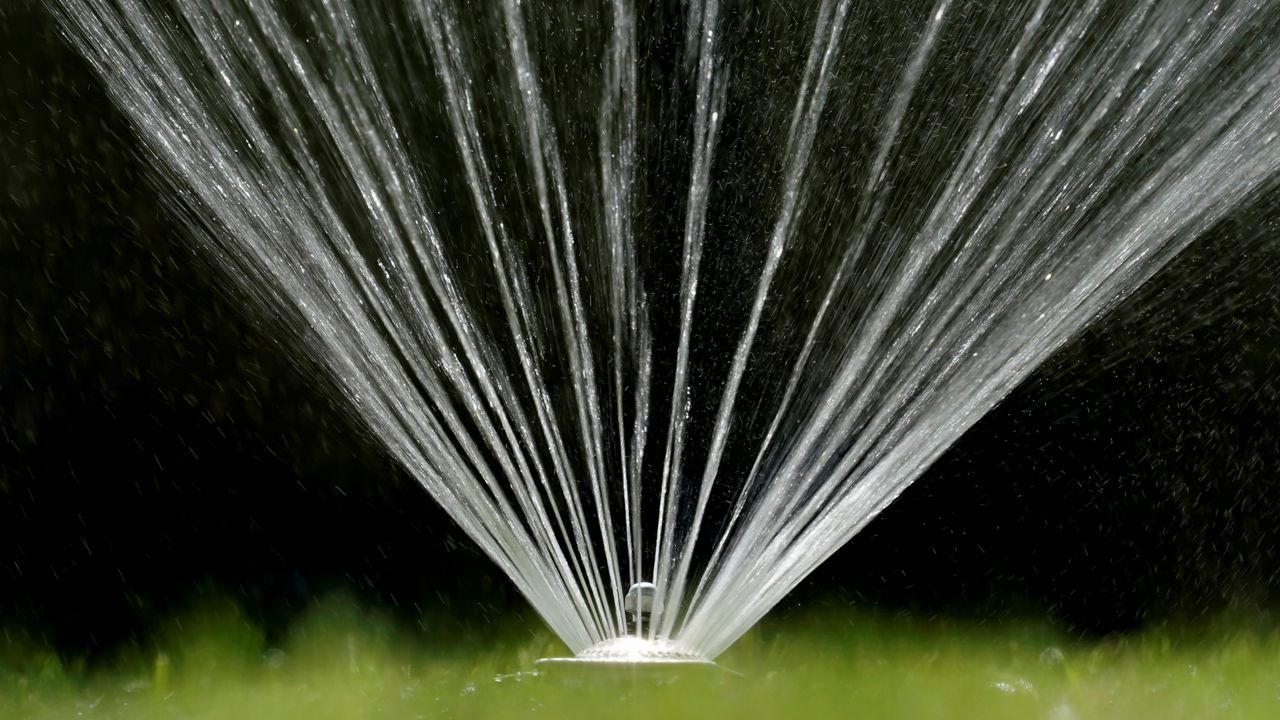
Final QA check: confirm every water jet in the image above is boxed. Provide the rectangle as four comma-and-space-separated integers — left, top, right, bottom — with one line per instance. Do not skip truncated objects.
48, 0, 1280, 665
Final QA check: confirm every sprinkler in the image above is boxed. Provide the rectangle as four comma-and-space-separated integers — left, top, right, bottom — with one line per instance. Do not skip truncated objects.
535, 582, 721, 675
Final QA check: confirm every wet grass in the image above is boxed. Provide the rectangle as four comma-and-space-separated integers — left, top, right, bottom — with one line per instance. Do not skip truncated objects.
4, 594, 1280, 719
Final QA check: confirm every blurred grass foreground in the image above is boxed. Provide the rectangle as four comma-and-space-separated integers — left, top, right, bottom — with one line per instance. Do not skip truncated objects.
5, 594, 1280, 719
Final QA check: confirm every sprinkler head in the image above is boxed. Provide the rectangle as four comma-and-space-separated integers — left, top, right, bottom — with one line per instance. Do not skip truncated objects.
624, 581, 655, 619
534, 582, 730, 677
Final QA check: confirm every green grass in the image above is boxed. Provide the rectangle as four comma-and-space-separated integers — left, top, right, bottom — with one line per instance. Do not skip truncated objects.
4, 594, 1280, 719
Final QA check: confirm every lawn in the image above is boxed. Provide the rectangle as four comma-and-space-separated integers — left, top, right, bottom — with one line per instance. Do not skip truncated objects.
4, 594, 1278, 719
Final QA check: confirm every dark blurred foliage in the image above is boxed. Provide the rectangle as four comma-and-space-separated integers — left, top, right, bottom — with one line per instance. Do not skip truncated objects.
2, 0, 1278, 660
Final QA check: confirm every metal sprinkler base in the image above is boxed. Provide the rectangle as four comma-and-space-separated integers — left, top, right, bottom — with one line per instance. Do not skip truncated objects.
537, 637, 716, 667
535, 637, 730, 683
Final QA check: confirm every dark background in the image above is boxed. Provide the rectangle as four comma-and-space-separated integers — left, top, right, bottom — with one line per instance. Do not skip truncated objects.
4, 0, 1280, 659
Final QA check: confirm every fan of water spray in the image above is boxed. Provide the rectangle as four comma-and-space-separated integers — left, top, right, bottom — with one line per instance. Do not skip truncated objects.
52, 0, 1280, 660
